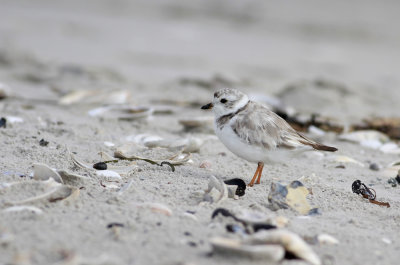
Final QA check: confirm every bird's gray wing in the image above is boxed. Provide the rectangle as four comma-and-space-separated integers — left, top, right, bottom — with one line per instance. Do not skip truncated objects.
230, 102, 328, 150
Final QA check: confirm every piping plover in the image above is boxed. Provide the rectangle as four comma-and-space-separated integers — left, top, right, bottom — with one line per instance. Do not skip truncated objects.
201, 88, 337, 186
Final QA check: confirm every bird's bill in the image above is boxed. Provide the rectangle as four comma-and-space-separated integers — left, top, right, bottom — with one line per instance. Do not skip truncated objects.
201, 103, 214, 109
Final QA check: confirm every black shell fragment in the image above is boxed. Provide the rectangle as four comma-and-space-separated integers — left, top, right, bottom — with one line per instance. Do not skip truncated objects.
224, 178, 246, 196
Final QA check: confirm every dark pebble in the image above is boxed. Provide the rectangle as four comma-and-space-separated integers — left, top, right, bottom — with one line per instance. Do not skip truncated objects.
369, 163, 380, 171
93, 162, 107, 170
188, 242, 197, 247
0, 117, 6, 128
106, 222, 124, 228
39, 139, 49, 146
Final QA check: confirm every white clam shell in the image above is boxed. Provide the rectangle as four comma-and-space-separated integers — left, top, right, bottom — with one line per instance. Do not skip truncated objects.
33, 163, 64, 184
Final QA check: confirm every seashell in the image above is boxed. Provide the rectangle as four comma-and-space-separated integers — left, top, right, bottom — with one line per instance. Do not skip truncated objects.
3, 205, 43, 215
316, 234, 339, 245
380, 142, 400, 154
210, 237, 285, 261
134, 202, 172, 216
182, 211, 198, 221
88, 105, 153, 120
100, 181, 120, 190
274, 216, 289, 228
5, 116, 24, 124
96, 170, 121, 180
248, 230, 321, 265
57, 170, 89, 186
268, 181, 315, 215
308, 125, 326, 136
70, 152, 93, 170
179, 116, 214, 131
203, 176, 228, 203
117, 179, 134, 195
3, 179, 79, 206
59, 89, 130, 105
114, 143, 191, 165
199, 161, 212, 169
126, 134, 204, 153
328, 155, 364, 167
103, 141, 115, 147
338, 130, 389, 147
33, 163, 64, 184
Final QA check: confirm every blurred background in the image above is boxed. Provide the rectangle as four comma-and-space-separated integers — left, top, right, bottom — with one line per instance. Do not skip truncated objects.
1, 0, 399, 121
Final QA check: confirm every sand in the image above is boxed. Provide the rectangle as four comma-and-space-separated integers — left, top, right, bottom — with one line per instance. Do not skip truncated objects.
1, 0, 400, 264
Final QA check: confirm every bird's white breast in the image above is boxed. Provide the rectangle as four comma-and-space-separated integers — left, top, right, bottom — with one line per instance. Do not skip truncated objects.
214, 118, 280, 164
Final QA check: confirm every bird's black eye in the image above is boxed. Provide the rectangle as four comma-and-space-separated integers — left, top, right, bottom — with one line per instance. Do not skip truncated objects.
220, 98, 227, 103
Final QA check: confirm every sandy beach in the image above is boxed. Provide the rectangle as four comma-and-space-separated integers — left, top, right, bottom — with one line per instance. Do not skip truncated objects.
1, 1, 400, 264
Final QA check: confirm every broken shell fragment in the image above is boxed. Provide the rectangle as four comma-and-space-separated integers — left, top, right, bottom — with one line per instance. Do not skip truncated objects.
3, 205, 43, 215
33, 163, 64, 184
59, 89, 130, 105
328, 155, 364, 167
224, 178, 246, 197
126, 134, 204, 153
179, 116, 214, 131
210, 237, 285, 261
88, 105, 153, 120
96, 170, 121, 180
57, 170, 89, 186
338, 130, 389, 148
114, 143, 191, 165
3, 179, 79, 206
268, 181, 315, 215
316, 234, 339, 245
134, 202, 173, 216
203, 176, 228, 203
248, 230, 321, 265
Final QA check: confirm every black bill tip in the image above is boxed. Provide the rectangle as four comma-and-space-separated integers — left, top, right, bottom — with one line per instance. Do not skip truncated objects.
201, 103, 213, 110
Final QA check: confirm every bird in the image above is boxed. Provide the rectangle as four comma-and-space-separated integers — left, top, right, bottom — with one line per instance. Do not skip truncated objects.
201, 88, 337, 187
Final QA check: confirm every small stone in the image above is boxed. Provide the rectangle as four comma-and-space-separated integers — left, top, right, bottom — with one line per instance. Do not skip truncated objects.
39, 139, 49, 146
369, 163, 380, 171
387, 178, 397, 187
0, 117, 6, 128
93, 162, 107, 170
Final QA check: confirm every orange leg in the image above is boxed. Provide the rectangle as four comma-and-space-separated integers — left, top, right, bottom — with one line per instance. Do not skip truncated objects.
255, 162, 264, 184
248, 162, 263, 187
